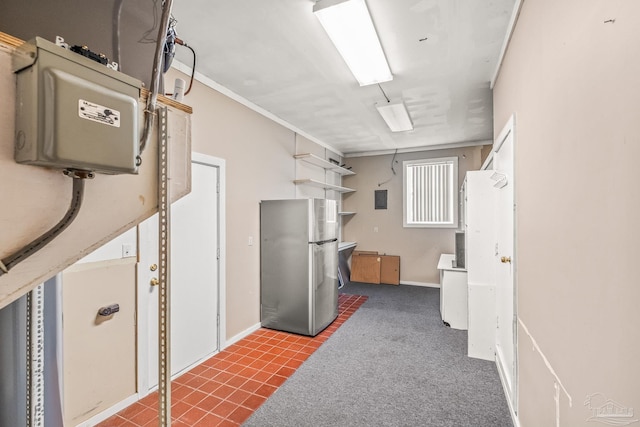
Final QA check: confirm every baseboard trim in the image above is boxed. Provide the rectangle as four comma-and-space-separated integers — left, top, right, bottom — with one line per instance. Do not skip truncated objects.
76, 393, 139, 427
224, 322, 262, 349
495, 349, 520, 427
400, 281, 440, 289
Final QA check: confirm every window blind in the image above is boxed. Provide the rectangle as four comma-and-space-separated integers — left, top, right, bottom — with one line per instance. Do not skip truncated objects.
406, 159, 454, 225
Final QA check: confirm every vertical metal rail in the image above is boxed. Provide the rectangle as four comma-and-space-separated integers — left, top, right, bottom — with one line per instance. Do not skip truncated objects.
26, 293, 32, 426
157, 106, 171, 426
26, 284, 45, 427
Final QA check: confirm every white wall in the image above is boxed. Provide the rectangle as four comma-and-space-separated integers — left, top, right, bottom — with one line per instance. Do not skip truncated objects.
77, 228, 137, 264
342, 147, 482, 284
165, 67, 345, 339
493, 0, 640, 425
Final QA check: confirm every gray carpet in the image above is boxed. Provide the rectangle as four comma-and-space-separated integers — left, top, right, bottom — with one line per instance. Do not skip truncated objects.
244, 283, 512, 427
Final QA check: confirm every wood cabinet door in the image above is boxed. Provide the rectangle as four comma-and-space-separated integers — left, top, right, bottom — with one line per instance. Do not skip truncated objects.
350, 254, 380, 284
380, 256, 400, 285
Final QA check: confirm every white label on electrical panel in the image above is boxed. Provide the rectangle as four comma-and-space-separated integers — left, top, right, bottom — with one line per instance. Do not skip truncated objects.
78, 99, 121, 128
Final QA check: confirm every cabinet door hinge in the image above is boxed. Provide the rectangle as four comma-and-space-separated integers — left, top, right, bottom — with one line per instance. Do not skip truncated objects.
216, 248, 220, 260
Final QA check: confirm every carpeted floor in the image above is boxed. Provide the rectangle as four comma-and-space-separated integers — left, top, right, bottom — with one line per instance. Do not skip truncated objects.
244, 283, 513, 427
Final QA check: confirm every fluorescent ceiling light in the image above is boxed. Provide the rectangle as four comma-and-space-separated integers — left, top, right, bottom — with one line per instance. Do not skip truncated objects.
313, 0, 392, 86
376, 101, 413, 132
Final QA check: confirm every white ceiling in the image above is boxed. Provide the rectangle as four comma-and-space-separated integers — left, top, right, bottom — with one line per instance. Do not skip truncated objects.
171, 0, 516, 156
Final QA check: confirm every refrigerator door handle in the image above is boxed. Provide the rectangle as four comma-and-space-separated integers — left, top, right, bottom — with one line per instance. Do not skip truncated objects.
310, 238, 338, 246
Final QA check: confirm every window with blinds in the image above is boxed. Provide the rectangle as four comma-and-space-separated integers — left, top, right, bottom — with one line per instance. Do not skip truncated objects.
403, 157, 458, 228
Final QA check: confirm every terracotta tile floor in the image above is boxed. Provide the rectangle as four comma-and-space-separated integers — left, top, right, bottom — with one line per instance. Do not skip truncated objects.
98, 293, 367, 427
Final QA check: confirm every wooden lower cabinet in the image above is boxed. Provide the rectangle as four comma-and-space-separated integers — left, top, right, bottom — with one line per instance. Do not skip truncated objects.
350, 251, 400, 285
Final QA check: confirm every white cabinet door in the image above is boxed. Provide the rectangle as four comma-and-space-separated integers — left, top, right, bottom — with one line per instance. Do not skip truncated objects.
468, 284, 496, 360
465, 170, 497, 361
465, 170, 496, 286
441, 269, 468, 330
438, 255, 468, 330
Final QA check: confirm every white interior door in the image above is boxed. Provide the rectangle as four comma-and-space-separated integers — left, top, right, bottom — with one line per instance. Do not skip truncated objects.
138, 160, 220, 391
493, 117, 517, 410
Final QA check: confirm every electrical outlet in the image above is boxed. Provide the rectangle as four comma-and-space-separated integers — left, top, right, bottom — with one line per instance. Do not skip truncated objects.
122, 244, 133, 258
248, 236, 254, 246
374, 226, 379, 233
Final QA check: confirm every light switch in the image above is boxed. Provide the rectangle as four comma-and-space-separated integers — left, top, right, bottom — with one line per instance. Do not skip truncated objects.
248, 236, 254, 246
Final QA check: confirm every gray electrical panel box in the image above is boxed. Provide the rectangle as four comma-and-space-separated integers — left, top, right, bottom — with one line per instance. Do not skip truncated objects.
13, 37, 142, 174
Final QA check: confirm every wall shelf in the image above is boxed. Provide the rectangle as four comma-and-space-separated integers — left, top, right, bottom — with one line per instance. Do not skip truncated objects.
338, 211, 356, 216
294, 153, 355, 175
293, 179, 355, 193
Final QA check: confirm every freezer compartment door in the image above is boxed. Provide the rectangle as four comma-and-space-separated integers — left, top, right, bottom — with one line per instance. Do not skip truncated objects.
309, 198, 338, 242
310, 240, 338, 335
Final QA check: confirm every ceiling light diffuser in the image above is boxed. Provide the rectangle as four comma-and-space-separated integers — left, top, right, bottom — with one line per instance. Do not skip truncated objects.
376, 101, 414, 132
313, 0, 392, 86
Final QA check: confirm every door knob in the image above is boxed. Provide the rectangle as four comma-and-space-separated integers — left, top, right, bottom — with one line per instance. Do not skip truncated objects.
501, 256, 511, 264
150, 277, 159, 286
150, 264, 158, 271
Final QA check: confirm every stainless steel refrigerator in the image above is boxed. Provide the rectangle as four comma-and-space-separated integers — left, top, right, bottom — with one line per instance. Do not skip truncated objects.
260, 198, 339, 336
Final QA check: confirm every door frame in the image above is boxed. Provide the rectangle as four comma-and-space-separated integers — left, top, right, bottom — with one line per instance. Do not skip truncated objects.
493, 114, 518, 418
136, 152, 226, 396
